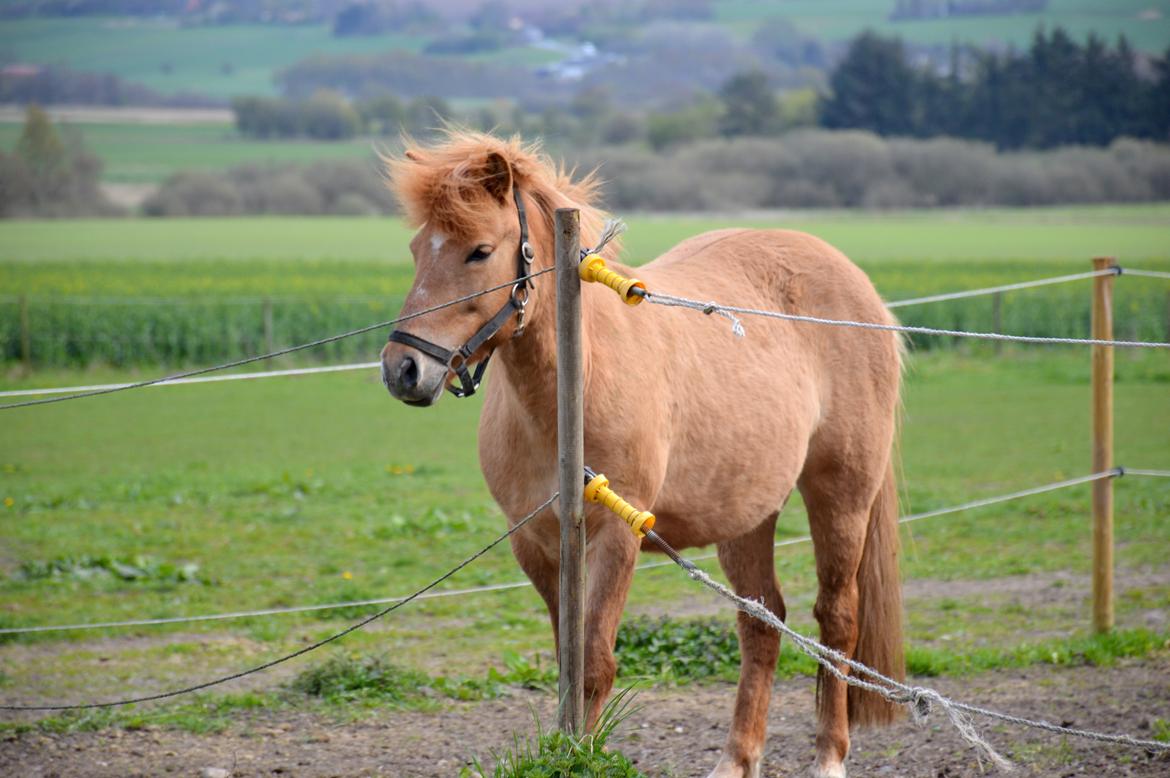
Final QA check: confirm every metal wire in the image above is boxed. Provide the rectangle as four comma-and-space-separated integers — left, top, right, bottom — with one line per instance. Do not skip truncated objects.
0, 268, 554, 411
885, 269, 1116, 309
0, 362, 382, 399
1121, 268, 1170, 281
0, 493, 557, 712
646, 291, 1170, 349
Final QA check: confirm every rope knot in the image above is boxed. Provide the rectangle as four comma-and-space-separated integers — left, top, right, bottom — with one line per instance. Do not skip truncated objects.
906, 687, 936, 723
702, 303, 717, 315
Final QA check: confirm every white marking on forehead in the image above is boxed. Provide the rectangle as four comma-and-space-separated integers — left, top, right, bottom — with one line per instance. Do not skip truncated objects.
430, 233, 447, 257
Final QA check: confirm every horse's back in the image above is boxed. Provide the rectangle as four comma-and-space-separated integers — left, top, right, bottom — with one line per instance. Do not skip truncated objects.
641, 227, 890, 326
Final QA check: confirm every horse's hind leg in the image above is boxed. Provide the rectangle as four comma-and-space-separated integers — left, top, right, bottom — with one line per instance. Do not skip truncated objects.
708, 511, 786, 778
800, 472, 878, 778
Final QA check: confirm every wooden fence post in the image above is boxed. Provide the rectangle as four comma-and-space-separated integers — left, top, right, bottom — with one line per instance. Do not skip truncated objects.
992, 291, 1003, 354
19, 294, 31, 368
263, 297, 274, 356
1091, 256, 1116, 634
554, 208, 586, 733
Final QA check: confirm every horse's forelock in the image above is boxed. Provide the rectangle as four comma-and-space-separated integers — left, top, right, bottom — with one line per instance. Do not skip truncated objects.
385, 130, 613, 254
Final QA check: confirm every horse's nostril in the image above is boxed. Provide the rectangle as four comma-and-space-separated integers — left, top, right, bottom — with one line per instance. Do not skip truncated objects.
398, 356, 419, 389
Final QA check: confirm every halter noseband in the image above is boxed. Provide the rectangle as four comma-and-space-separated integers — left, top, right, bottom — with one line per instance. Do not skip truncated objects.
386, 187, 534, 399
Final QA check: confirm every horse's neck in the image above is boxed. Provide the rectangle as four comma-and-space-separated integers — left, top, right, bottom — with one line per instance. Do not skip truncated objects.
494, 274, 591, 430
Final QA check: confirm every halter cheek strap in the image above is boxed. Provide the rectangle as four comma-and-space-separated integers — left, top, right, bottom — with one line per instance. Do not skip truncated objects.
386, 187, 534, 399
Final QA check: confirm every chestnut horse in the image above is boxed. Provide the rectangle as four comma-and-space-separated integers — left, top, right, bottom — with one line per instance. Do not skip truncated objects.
380, 132, 904, 778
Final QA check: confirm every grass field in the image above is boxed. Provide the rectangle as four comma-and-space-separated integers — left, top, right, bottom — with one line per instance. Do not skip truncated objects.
0, 121, 377, 185
2, 205, 1168, 367
0, 206, 1168, 739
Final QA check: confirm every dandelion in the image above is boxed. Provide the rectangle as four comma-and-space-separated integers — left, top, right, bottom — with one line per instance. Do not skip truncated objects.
341, 571, 353, 580
3, 497, 13, 508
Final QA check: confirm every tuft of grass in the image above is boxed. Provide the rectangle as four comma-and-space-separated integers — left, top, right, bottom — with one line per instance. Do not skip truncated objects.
463, 687, 645, 778
16, 554, 207, 585
290, 652, 432, 705
906, 628, 1170, 677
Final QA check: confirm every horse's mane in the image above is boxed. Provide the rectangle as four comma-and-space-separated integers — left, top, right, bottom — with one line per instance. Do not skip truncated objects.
384, 130, 616, 256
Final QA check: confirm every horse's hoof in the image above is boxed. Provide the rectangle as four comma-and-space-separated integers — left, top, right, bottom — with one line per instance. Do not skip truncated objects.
809, 760, 847, 778
706, 755, 761, 778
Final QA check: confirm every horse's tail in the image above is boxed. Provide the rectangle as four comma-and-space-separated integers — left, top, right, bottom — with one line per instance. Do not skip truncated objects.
847, 459, 905, 727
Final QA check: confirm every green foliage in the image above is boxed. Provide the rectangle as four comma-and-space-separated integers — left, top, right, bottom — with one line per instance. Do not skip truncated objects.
1153, 718, 1170, 743
616, 616, 741, 681
17, 555, 206, 585
821, 27, 1168, 148
906, 628, 1170, 677
463, 688, 645, 778
0, 105, 118, 217
291, 652, 433, 704
717, 70, 780, 138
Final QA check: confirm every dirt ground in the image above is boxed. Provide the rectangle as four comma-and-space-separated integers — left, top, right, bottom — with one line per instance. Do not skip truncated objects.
3, 656, 1168, 778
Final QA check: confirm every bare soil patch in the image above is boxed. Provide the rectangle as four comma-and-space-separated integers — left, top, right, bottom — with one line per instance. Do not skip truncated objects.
4, 657, 1168, 777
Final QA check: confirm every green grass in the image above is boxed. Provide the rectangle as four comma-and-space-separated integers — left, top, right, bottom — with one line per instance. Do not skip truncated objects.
0, 18, 428, 99
0, 207, 1167, 734
1, 206, 1167, 367
0, 122, 379, 185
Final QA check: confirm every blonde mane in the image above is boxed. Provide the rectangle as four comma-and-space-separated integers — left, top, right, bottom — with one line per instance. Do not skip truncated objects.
383, 130, 616, 256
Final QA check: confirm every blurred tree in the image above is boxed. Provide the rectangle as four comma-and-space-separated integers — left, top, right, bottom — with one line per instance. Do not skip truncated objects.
16, 104, 66, 180
820, 31, 916, 136
718, 70, 780, 137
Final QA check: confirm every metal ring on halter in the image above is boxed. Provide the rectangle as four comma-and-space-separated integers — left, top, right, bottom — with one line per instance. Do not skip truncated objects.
511, 282, 531, 308
521, 241, 535, 263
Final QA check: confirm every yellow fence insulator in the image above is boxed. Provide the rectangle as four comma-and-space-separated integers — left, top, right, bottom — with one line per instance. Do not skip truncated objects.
583, 470, 656, 537
578, 254, 646, 306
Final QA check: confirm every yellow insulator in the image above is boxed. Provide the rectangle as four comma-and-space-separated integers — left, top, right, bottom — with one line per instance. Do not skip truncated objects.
578, 254, 646, 306
584, 471, 656, 538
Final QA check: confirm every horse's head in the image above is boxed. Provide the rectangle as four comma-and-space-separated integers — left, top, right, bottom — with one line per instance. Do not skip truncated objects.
381, 144, 535, 406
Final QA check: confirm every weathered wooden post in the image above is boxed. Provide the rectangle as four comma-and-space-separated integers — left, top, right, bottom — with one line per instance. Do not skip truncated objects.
555, 207, 586, 733
263, 297, 275, 356
1091, 256, 1116, 633
992, 291, 1003, 354
19, 294, 31, 368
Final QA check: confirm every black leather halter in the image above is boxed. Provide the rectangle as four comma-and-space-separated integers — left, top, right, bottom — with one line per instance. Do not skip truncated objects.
387, 187, 535, 398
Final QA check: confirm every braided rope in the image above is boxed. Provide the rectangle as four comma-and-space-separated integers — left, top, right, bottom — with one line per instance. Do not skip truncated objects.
673, 562, 1170, 770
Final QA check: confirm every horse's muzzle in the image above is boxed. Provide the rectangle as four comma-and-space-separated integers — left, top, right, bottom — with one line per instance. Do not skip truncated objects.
381, 343, 445, 406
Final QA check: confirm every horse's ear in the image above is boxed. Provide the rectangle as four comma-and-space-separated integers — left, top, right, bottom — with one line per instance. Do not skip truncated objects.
481, 151, 513, 204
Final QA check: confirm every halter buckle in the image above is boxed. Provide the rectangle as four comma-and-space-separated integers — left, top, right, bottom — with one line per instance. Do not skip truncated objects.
511, 282, 530, 338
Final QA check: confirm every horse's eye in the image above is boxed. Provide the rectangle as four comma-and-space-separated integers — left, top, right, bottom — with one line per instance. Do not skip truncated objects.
466, 245, 493, 263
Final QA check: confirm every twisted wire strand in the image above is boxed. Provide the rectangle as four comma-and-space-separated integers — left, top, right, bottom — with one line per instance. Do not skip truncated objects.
662, 546, 1170, 771
0, 268, 554, 411
645, 291, 1170, 349
0, 493, 557, 712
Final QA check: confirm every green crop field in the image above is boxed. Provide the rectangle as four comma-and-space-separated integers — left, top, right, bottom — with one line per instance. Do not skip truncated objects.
0, 121, 378, 185
2, 205, 1168, 368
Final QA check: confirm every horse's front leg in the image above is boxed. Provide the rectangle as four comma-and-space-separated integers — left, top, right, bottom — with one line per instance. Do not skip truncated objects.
581, 510, 640, 729
708, 512, 786, 778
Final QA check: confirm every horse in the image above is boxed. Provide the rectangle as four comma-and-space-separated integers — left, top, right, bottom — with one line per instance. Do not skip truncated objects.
379, 131, 904, 778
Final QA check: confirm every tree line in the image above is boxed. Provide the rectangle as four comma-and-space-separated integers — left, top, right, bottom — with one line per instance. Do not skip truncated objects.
821, 28, 1170, 148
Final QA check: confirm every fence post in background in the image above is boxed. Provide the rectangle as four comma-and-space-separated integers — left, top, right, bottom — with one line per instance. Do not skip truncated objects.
1091, 256, 1116, 634
992, 291, 1003, 354
554, 207, 586, 734
262, 297, 275, 356
19, 294, 31, 369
